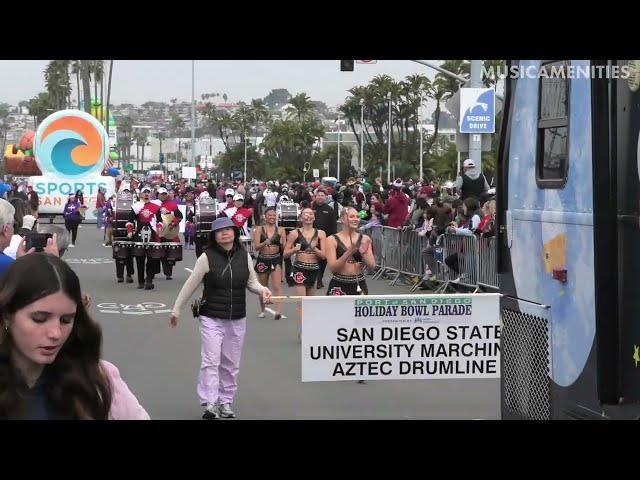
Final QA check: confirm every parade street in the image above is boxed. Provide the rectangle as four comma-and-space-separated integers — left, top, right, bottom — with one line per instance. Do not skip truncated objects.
70, 226, 499, 420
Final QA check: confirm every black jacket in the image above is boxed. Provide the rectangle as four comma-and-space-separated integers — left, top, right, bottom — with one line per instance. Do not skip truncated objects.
312, 201, 337, 236
200, 244, 250, 320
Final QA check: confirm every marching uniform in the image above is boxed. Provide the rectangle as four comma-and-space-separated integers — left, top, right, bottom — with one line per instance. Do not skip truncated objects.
291, 228, 321, 287
157, 198, 183, 279
126, 197, 162, 289
220, 205, 253, 237
326, 233, 369, 296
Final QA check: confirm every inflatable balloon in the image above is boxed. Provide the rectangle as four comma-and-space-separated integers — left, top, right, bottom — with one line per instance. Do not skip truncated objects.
358, 210, 368, 219
23, 149, 33, 157
109, 151, 119, 160
19, 130, 35, 151
107, 167, 120, 177
3, 144, 41, 176
0, 182, 10, 197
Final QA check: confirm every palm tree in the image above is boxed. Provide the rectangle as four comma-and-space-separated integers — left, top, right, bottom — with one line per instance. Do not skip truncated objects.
44, 60, 71, 110
80, 61, 92, 114
0, 105, 10, 156
105, 60, 114, 131
285, 93, 315, 122
70, 61, 81, 109
232, 104, 252, 146
117, 115, 134, 169
28, 92, 52, 128
250, 98, 270, 140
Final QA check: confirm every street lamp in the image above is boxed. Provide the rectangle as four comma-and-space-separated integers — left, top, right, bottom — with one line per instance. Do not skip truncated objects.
359, 99, 365, 172
387, 92, 392, 185
418, 95, 424, 183
336, 113, 341, 182
244, 128, 248, 183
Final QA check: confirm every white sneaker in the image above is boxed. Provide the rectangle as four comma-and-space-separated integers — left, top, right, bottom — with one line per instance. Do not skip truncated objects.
257, 312, 265, 318
218, 403, 236, 418
69, 244, 75, 248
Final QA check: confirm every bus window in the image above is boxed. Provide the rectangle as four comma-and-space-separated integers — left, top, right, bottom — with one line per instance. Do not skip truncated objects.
536, 60, 570, 188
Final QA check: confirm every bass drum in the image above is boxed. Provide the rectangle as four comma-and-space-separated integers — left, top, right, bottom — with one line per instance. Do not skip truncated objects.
113, 192, 134, 239
277, 201, 299, 230
195, 197, 217, 235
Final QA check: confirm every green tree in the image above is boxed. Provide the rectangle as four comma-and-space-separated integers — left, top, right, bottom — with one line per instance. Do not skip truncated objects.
0, 104, 10, 158
28, 92, 53, 128
262, 118, 324, 180
44, 60, 71, 110
285, 92, 315, 122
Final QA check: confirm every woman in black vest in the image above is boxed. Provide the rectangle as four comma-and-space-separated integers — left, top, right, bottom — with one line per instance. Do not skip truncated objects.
169, 217, 271, 420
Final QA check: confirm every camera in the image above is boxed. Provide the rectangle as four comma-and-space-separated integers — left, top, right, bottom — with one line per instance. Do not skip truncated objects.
25, 232, 53, 252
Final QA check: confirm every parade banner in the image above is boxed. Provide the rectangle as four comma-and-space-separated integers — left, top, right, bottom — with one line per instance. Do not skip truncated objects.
301, 294, 500, 382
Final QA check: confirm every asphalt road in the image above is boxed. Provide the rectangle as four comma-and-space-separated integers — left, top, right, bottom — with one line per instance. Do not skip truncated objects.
65, 225, 500, 420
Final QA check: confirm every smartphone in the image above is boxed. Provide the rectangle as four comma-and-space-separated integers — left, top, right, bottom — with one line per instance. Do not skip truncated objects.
25, 232, 53, 252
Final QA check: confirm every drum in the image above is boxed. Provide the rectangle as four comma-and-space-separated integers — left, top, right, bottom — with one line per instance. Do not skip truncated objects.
112, 241, 131, 260
132, 242, 147, 257
277, 201, 299, 229
195, 198, 217, 234
113, 193, 134, 239
147, 242, 167, 259
166, 243, 183, 262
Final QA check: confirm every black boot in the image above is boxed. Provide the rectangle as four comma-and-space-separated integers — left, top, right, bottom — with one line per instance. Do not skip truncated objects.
145, 282, 154, 290
117, 277, 124, 283
137, 283, 145, 289
126, 276, 133, 283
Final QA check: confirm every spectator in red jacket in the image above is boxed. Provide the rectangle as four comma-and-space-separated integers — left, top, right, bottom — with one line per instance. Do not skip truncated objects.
381, 179, 410, 228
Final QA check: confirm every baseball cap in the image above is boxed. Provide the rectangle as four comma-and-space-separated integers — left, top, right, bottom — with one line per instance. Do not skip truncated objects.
233, 193, 244, 201
157, 187, 168, 194
141, 186, 152, 193
463, 159, 475, 168
392, 179, 404, 189
225, 188, 235, 196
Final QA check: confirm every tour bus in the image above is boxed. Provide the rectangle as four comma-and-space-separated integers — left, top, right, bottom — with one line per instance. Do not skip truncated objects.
498, 60, 640, 419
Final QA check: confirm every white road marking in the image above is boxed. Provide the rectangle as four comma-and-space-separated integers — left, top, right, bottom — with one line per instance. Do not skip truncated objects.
100, 310, 121, 314
154, 309, 173, 313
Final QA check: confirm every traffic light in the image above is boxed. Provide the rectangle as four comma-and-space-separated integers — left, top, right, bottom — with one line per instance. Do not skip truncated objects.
340, 60, 354, 71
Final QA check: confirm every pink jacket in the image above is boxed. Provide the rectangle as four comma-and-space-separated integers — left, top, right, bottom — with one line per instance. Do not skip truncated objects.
101, 360, 150, 420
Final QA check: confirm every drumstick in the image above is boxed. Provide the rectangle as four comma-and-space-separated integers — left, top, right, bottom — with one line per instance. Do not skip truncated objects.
269, 295, 305, 303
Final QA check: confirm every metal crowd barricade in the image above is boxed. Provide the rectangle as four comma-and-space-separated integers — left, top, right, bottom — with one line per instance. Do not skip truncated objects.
477, 236, 499, 289
369, 226, 385, 272
374, 226, 402, 281
392, 228, 426, 286
364, 227, 499, 292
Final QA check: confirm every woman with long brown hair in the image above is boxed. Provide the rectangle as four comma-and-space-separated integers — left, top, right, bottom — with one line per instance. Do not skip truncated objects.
0, 253, 149, 419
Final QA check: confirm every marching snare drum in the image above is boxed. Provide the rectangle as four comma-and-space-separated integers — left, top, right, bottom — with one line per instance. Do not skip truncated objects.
132, 242, 147, 257
166, 243, 183, 262
277, 201, 299, 229
113, 193, 134, 239
112, 241, 132, 260
147, 242, 167, 259
195, 198, 217, 234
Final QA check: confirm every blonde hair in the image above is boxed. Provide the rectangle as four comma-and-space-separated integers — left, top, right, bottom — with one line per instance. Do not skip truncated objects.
483, 200, 496, 217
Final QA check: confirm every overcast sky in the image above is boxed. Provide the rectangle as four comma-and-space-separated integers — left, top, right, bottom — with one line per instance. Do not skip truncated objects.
0, 60, 443, 112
